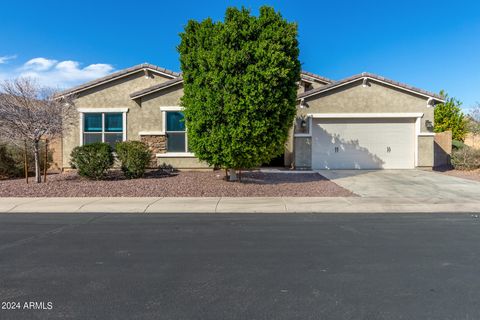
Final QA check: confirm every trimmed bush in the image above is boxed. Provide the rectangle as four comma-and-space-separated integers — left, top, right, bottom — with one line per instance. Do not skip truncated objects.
70, 143, 114, 180
451, 146, 480, 170
115, 141, 152, 179
452, 139, 465, 150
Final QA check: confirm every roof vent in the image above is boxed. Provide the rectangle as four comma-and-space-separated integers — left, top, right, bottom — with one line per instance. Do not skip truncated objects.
362, 77, 369, 87
144, 69, 152, 79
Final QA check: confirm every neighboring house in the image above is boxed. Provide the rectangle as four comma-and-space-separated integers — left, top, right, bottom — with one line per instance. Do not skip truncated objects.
58, 63, 444, 170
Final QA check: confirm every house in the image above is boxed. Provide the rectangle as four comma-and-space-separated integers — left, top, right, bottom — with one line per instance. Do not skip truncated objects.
58, 63, 444, 170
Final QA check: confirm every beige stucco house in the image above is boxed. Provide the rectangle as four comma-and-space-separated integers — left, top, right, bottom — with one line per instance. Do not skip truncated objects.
58, 63, 444, 170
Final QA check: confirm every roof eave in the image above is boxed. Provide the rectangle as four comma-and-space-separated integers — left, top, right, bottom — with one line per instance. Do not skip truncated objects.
57, 63, 180, 97
300, 71, 334, 84
297, 74, 444, 102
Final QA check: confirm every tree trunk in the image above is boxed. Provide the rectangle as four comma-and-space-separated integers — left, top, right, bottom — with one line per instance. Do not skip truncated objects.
44, 139, 48, 183
24, 140, 29, 184
33, 140, 41, 183
228, 168, 238, 181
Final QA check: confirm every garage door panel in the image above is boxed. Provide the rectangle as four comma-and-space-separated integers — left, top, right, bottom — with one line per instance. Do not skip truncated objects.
312, 118, 415, 169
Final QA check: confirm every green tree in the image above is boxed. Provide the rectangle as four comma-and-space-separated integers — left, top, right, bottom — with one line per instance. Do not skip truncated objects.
178, 6, 300, 180
434, 90, 468, 141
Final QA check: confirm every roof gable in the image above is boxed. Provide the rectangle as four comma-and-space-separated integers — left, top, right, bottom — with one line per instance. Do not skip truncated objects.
300, 71, 333, 85
298, 72, 445, 102
58, 63, 181, 96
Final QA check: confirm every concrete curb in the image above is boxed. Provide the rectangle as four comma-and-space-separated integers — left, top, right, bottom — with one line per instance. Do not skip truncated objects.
0, 197, 479, 214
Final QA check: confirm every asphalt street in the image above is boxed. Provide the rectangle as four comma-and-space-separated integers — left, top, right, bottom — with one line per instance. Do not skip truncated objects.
0, 212, 479, 320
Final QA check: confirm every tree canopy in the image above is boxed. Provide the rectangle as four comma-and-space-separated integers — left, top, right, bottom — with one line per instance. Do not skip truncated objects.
0, 78, 76, 182
178, 6, 300, 173
434, 90, 468, 141
467, 103, 480, 136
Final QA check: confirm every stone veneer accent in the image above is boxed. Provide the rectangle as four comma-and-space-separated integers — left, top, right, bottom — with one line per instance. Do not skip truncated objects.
140, 135, 166, 167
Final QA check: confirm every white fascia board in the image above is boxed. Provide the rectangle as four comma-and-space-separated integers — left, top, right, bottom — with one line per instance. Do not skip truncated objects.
299, 77, 444, 102
131, 80, 184, 99
418, 132, 435, 137
367, 78, 443, 101
144, 68, 178, 79
78, 108, 129, 113
307, 113, 424, 119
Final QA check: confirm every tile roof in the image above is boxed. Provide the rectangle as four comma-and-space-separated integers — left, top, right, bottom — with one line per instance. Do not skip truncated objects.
57, 63, 181, 96
297, 72, 444, 101
300, 70, 333, 84
130, 71, 334, 99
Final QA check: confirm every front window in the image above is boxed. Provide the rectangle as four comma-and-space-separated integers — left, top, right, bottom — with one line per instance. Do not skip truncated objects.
166, 111, 188, 152
83, 112, 124, 148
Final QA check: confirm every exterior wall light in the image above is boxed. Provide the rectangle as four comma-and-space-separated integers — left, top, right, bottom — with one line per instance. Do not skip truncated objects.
427, 97, 434, 108
299, 98, 308, 109
425, 120, 434, 131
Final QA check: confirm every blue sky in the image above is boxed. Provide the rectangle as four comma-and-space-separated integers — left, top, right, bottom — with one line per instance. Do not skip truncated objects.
1, 0, 479, 110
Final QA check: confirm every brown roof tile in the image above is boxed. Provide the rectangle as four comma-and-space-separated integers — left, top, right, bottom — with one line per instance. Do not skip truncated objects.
57, 63, 181, 96
300, 70, 333, 84
297, 72, 444, 101
130, 71, 333, 99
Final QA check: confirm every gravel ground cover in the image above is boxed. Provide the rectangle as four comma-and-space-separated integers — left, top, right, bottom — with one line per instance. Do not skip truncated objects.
438, 169, 480, 182
0, 170, 355, 197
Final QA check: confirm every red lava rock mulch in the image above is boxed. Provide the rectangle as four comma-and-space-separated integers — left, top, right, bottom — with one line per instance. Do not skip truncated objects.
437, 168, 480, 182
0, 170, 355, 197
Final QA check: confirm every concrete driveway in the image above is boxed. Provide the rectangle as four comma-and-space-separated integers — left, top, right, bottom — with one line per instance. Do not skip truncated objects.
318, 169, 480, 200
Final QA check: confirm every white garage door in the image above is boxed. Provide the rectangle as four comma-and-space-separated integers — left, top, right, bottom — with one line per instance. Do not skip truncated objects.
311, 118, 415, 169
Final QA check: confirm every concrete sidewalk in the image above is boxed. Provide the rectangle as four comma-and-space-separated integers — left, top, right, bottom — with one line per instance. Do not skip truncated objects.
1, 196, 479, 213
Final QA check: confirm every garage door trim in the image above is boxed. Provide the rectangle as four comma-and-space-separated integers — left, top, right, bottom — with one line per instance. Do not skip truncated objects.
307, 112, 424, 119
307, 113, 424, 168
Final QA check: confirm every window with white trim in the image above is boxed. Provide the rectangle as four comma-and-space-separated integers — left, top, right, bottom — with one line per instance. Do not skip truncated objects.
83, 112, 125, 148
166, 111, 188, 152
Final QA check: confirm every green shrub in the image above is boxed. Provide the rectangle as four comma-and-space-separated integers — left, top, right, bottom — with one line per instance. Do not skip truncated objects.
451, 146, 480, 170
115, 141, 152, 179
452, 139, 465, 150
0, 142, 52, 179
0, 144, 20, 178
70, 143, 114, 180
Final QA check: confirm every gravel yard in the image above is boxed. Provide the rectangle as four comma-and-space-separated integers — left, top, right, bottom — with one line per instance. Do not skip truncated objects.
438, 169, 480, 182
0, 170, 355, 197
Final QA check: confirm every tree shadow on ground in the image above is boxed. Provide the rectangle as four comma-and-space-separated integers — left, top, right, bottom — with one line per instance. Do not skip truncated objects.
237, 171, 327, 185
313, 126, 385, 170
62, 169, 178, 181
310, 125, 388, 180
